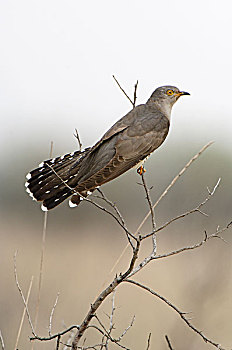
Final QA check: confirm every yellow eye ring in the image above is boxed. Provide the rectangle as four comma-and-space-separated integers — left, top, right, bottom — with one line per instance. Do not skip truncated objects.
167, 89, 174, 96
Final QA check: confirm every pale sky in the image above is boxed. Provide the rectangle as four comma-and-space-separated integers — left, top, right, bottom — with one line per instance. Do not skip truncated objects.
1, 0, 232, 159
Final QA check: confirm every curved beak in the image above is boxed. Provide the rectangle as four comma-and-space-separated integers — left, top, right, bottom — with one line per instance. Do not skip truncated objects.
179, 91, 190, 96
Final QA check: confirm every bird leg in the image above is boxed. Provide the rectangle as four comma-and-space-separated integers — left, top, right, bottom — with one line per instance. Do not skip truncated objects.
137, 165, 146, 175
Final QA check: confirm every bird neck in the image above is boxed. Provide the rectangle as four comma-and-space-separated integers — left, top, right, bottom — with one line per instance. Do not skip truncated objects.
153, 99, 172, 120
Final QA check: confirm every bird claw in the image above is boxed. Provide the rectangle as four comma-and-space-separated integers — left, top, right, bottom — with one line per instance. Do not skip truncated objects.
137, 165, 146, 175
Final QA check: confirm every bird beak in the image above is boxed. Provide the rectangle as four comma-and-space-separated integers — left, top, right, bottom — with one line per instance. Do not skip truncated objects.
178, 91, 190, 96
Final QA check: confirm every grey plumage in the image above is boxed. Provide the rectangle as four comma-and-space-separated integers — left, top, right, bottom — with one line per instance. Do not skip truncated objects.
25, 85, 190, 210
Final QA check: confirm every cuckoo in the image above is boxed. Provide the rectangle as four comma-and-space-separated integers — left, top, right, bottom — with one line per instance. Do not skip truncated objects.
25, 85, 190, 210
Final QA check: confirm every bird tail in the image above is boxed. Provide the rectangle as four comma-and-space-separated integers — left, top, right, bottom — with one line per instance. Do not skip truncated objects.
25, 148, 90, 210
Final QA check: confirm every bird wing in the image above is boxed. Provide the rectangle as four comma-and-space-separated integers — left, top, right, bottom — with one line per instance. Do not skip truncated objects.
73, 105, 169, 191
90, 104, 146, 149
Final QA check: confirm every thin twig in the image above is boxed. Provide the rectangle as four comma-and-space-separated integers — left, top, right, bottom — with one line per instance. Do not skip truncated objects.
14, 252, 35, 336
125, 279, 225, 350
14, 276, 34, 350
49, 292, 60, 336
105, 291, 116, 348
34, 141, 53, 336
133, 80, 138, 108
165, 335, 174, 350
56, 334, 61, 350
86, 325, 131, 350
73, 129, 82, 151
115, 315, 135, 343
140, 172, 156, 232
30, 325, 79, 342
140, 172, 157, 254
34, 210, 48, 328
0, 330, 5, 350
112, 75, 134, 107
146, 333, 151, 350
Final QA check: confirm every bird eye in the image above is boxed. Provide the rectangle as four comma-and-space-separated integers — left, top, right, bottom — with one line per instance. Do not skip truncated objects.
166, 89, 174, 96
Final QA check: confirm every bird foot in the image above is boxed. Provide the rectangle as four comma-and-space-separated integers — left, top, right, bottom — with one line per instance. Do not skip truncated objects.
137, 165, 146, 175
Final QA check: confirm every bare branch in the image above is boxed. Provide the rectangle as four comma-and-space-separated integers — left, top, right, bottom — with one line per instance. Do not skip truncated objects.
125, 279, 225, 350
49, 292, 60, 336
105, 141, 214, 279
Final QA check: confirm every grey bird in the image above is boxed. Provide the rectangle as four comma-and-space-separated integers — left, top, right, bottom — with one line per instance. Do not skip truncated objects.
25, 85, 190, 211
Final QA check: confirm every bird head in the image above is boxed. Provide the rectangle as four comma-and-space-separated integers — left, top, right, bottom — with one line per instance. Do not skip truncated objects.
147, 85, 190, 112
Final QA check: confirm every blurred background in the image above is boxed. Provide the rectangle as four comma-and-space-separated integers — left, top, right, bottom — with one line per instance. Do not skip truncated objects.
1, 0, 232, 349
